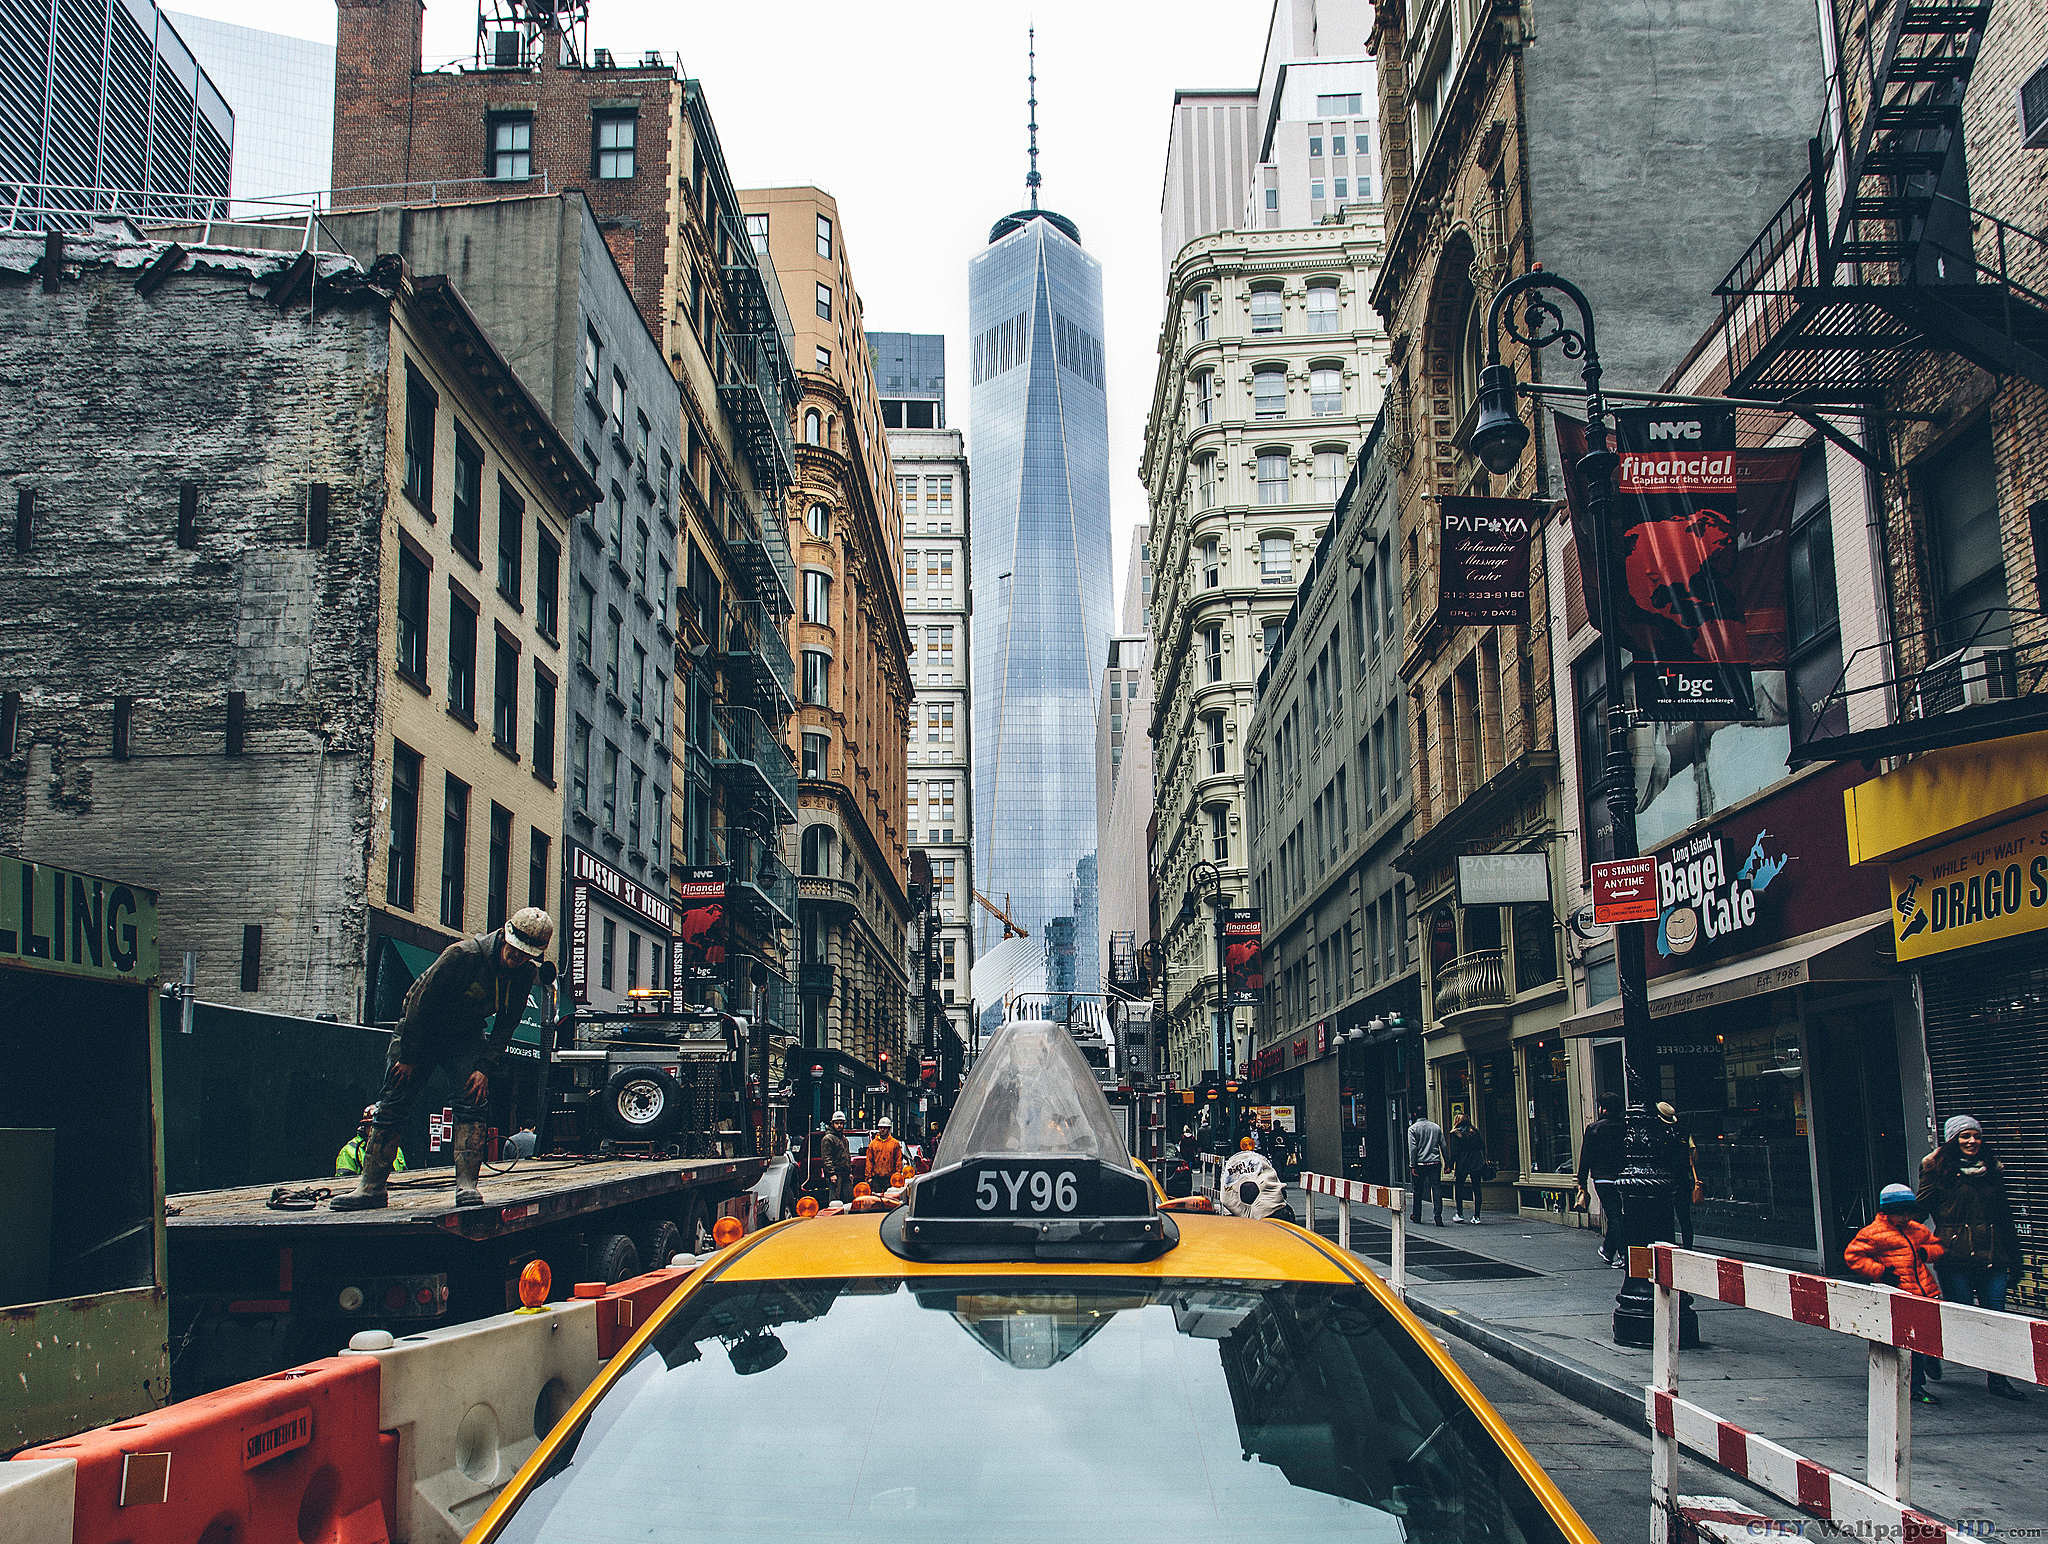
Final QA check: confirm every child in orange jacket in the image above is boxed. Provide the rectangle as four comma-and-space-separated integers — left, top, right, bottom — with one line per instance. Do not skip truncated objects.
1844, 1182, 1945, 1405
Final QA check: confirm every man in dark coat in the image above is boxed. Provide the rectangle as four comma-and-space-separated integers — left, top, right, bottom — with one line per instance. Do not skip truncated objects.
1576, 1093, 1628, 1266
332, 908, 553, 1211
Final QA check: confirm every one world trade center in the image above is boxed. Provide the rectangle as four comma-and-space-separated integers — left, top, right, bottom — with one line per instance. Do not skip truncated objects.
968, 39, 1113, 1014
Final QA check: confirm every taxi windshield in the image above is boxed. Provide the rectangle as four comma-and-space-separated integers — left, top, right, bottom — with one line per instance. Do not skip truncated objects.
488, 1277, 1571, 1544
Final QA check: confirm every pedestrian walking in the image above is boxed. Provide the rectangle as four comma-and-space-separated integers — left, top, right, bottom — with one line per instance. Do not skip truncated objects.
865, 1117, 903, 1187
331, 908, 553, 1211
1575, 1093, 1627, 1266
1446, 1114, 1487, 1223
1407, 1111, 1445, 1227
1844, 1183, 1946, 1406
1918, 1114, 2029, 1403
1177, 1126, 1201, 1167
1658, 1102, 1702, 1249
819, 1111, 854, 1204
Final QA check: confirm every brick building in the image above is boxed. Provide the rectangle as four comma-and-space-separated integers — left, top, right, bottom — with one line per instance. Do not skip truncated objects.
0, 228, 595, 1021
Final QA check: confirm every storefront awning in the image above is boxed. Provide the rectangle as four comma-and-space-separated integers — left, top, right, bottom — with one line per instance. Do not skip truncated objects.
1559, 915, 1893, 1039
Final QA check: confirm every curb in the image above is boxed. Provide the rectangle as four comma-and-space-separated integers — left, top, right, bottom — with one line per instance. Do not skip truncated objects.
1404, 1291, 1649, 1432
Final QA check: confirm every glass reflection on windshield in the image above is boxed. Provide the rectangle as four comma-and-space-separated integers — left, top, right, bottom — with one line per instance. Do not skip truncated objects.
490, 1278, 1570, 1544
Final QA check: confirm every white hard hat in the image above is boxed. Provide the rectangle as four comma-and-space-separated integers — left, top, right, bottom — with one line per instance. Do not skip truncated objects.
877, 1117, 892, 1129
504, 906, 554, 959
831, 1110, 846, 1123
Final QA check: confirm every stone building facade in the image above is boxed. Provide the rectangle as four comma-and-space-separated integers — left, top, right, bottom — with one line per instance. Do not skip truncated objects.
1366, 0, 1828, 1208
741, 186, 913, 1120
1144, 209, 1388, 1085
0, 230, 594, 1021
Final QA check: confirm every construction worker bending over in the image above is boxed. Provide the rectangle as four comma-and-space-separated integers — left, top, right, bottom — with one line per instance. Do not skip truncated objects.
332, 907, 554, 1211
335, 1106, 409, 1177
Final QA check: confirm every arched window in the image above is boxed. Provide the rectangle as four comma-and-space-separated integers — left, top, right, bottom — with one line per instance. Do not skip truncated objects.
806, 501, 829, 539
1253, 365, 1286, 420
1309, 365, 1343, 417
1203, 712, 1227, 775
1196, 453, 1218, 509
1191, 369, 1216, 428
1454, 289, 1485, 426
1314, 446, 1347, 502
1200, 537, 1222, 589
803, 408, 822, 445
1250, 285, 1283, 335
1257, 451, 1289, 505
1191, 287, 1213, 343
1260, 531, 1294, 583
1207, 803, 1230, 863
801, 824, 835, 876
1307, 281, 1340, 333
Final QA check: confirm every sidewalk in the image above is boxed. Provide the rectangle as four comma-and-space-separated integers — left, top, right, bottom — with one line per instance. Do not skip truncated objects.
1294, 1189, 2048, 1537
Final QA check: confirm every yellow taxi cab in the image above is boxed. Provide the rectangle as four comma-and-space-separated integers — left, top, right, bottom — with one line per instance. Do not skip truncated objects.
466, 1017, 1597, 1544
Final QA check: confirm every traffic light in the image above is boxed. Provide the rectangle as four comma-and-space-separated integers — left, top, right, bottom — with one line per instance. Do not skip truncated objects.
1224, 1080, 1241, 1097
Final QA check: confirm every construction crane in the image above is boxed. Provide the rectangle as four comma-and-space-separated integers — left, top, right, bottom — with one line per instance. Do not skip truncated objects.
973, 888, 1029, 940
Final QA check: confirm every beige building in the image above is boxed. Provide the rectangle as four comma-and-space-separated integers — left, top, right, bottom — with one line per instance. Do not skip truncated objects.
367, 272, 594, 1012
1146, 210, 1388, 1085
741, 187, 915, 1119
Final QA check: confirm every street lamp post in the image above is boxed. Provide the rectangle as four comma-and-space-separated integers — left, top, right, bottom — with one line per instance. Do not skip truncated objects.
1179, 859, 1228, 1078
1470, 267, 1697, 1349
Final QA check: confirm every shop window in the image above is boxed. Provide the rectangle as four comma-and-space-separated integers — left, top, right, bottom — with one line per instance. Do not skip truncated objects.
1522, 1036, 1573, 1174
1512, 903, 1558, 993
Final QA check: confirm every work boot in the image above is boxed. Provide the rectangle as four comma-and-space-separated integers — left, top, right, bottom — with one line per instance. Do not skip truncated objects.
330, 1125, 400, 1211
452, 1121, 487, 1207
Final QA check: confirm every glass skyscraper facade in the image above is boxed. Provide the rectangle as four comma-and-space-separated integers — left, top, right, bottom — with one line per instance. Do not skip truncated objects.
968, 207, 1113, 996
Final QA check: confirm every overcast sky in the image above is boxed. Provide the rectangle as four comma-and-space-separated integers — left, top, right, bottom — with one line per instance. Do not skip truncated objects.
174, 0, 1272, 616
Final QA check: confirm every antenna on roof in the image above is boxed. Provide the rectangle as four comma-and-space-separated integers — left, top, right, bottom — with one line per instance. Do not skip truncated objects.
1026, 28, 1041, 211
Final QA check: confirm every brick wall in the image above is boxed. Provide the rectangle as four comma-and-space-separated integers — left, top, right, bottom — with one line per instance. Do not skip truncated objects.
0, 236, 393, 1014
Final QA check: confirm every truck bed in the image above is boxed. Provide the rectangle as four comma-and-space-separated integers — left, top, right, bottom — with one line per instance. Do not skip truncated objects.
167, 1154, 766, 1242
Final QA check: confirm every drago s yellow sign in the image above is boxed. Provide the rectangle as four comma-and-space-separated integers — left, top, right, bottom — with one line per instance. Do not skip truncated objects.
1888, 814, 2048, 962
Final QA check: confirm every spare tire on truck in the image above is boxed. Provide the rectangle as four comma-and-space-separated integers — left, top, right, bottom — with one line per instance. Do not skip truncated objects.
599, 1064, 684, 1142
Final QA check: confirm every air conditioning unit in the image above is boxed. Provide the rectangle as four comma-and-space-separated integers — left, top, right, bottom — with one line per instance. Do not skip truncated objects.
592, 46, 615, 69
491, 30, 521, 67
1913, 645, 2018, 717
2019, 59, 2048, 149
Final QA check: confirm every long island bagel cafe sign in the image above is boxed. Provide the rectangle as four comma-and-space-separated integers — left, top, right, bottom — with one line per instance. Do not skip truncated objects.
568, 845, 675, 1003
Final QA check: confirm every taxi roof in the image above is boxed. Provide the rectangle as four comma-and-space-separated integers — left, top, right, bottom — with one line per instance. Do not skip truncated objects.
720, 1210, 1353, 1284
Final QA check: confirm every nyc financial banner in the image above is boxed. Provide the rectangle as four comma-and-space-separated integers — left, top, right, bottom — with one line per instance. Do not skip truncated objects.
1888, 814, 2048, 962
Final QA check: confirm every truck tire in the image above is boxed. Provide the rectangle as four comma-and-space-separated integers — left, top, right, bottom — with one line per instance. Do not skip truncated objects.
589, 1232, 641, 1283
641, 1218, 684, 1269
599, 1064, 684, 1141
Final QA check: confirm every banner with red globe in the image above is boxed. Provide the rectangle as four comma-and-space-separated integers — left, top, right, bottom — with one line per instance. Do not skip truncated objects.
1222, 909, 1265, 1007
1559, 409, 1803, 721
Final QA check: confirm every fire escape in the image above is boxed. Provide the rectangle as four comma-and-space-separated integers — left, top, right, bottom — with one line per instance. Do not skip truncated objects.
1715, 0, 2048, 760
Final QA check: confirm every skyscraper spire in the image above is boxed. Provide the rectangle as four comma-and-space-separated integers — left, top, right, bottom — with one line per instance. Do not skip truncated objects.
1026, 28, 1041, 210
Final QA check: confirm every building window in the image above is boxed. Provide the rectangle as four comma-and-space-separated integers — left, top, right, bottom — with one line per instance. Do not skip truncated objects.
803, 731, 828, 778
610, 368, 626, 432
1257, 452, 1289, 506
1204, 712, 1226, 775
583, 325, 602, 403
593, 110, 635, 178
656, 555, 671, 627
803, 649, 830, 705
1260, 531, 1293, 581
1207, 803, 1229, 864
1191, 288, 1212, 342
1250, 286, 1283, 335
602, 740, 620, 833
396, 543, 430, 685
572, 716, 591, 813
806, 501, 830, 539
1316, 92, 1364, 114
634, 520, 649, 594
650, 787, 664, 866
403, 366, 437, 511
804, 569, 831, 623
1253, 365, 1286, 420
440, 774, 470, 929
804, 409, 822, 445
652, 670, 667, 746
600, 918, 616, 990
608, 482, 626, 556
493, 633, 519, 750
1923, 421, 2009, 647
801, 824, 834, 876
450, 428, 483, 558
816, 213, 833, 258
1196, 454, 1218, 509
575, 580, 596, 671
1193, 369, 1216, 427
487, 804, 513, 930
1202, 624, 1223, 683
1787, 447, 1846, 744
631, 641, 647, 722
496, 479, 523, 602
606, 609, 622, 697
1201, 537, 1221, 589
1314, 447, 1346, 503
815, 281, 833, 321
536, 530, 560, 640
1574, 653, 1615, 865
1262, 618, 1282, 656
1307, 282, 1339, 332
1310, 180, 1326, 204
1309, 365, 1342, 417
447, 588, 478, 719
528, 830, 550, 910
488, 113, 532, 180
533, 666, 556, 782
628, 765, 643, 851
388, 742, 421, 910
1334, 177, 1348, 199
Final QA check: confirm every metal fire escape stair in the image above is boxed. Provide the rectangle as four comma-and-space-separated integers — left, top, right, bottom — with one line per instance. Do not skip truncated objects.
1717, 0, 2048, 401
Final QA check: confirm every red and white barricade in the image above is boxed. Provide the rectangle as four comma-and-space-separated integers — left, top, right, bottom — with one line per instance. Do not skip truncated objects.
1636, 1242, 2048, 1544
1300, 1171, 1410, 1297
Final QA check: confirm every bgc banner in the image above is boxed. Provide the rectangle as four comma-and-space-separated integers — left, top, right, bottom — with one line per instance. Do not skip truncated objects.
1559, 409, 1802, 721
1438, 496, 1541, 624
673, 866, 729, 985
1222, 909, 1265, 1007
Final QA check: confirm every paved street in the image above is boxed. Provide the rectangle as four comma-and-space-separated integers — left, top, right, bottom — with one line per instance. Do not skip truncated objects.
1299, 1189, 2048, 1539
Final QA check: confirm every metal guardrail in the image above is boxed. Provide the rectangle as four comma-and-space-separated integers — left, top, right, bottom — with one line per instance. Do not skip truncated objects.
1300, 1171, 1410, 1299
1431, 948, 1509, 1018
